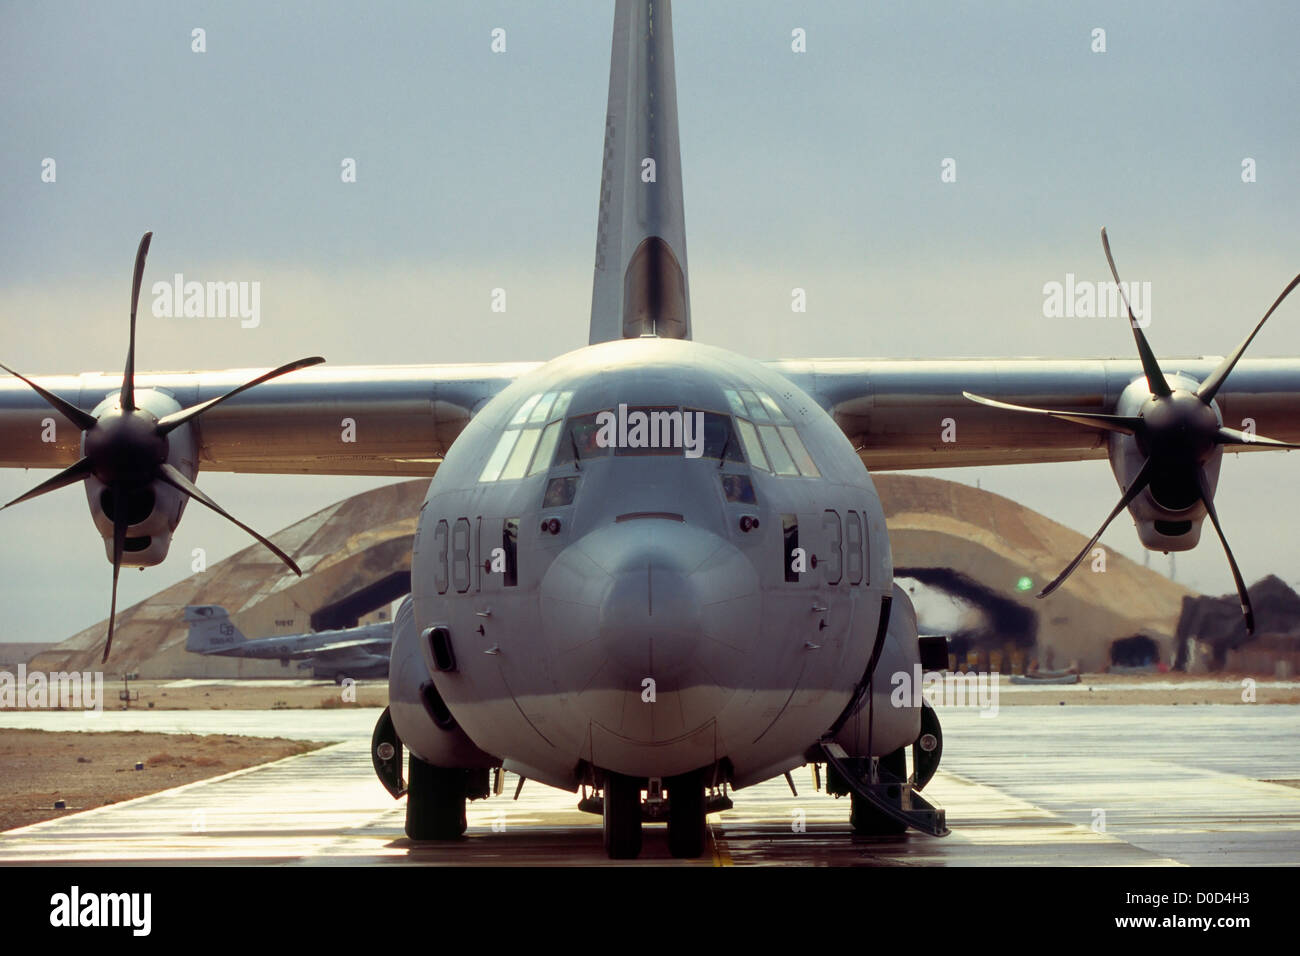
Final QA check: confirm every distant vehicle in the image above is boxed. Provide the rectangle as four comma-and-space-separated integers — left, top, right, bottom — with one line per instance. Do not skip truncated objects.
184, 599, 401, 683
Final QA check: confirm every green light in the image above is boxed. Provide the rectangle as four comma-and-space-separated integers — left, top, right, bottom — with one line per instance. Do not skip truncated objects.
1015, 576, 1034, 592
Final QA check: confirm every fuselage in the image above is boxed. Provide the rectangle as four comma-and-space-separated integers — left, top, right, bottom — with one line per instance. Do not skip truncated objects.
395, 337, 902, 792
203, 623, 392, 661
397, 343, 904, 790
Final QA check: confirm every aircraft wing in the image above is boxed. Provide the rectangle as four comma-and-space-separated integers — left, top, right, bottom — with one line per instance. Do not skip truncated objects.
5, 356, 1299, 479
773, 357, 1300, 471
0, 362, 539, 477
309, 636, 395, 655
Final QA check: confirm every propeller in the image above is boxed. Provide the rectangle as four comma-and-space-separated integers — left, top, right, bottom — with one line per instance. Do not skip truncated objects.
1, 232, 324, 662
965, 228, 1300, 633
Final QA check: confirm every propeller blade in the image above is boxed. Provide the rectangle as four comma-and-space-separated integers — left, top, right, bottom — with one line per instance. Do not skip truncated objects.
1100, 228, 1171, 398
1, 456, 94, 510
1195, 467, 1255, 634
963, 391, 1142, 435
122, 231, 153, 413
155, 463, 302, 575
1216, 426, 1300, 450
155, 356, 326, 435
1197, 272, 1300, 404
104, 485, 128, 663
1038, 456, 1155, 599
0, 362, 98, 432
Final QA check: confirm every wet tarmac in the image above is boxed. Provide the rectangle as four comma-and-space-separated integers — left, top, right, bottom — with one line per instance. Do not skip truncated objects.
1, 705, 1297, 865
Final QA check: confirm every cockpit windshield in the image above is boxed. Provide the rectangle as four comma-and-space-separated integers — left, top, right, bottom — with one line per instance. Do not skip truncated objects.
551, 408, 746, 464
481, 387, 821, 480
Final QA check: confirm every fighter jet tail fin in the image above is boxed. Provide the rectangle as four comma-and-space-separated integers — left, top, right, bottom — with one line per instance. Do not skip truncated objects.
589, 0, 692, 345
183, 605, 247, 654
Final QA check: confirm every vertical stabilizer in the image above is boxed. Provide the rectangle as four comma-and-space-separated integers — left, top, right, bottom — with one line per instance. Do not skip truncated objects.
184, 605, 245, 653
590, 0, 692, 344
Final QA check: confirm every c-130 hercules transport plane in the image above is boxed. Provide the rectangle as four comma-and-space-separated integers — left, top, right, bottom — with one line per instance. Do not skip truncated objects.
2, 1, 1299, 859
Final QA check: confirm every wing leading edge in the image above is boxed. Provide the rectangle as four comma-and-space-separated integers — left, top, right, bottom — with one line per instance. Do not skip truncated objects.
774, 357, 1300, 471
6, 356, 1299, 477
0, 362, 538, 477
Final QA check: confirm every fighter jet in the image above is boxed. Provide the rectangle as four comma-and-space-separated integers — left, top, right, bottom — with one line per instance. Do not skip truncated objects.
2, 1, 1299, 859
184, 602, 397, 683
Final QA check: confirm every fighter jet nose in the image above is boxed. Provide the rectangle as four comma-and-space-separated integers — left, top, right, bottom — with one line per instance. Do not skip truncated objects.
540, 518, 759, 717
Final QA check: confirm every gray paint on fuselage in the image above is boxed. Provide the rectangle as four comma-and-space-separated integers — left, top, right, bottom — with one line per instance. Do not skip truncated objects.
406, 337, 913, 790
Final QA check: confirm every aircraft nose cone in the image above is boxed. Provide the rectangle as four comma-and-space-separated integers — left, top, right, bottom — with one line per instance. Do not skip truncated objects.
540, 518, 759, 743
595, 534, 700, 678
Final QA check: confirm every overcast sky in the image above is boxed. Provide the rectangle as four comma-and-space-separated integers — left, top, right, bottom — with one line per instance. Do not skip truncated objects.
2, 1, 1298, 643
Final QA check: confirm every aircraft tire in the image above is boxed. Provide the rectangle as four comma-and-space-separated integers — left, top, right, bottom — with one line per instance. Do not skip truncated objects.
849, 748, 908, 837
602, 772, 643, 859
666, 769, 707, 859
405, 754, 468, 840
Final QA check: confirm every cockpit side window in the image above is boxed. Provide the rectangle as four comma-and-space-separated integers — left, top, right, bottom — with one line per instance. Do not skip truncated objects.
528, 420, 564, 476
721, 473, 756, 503
758, 391, 788, 423
479, 429, 520, 482
479, 390, 575, 482
777, 425, 820, 477
694, 411, 745, 463
725, 384, 820, 479
499, 426, 542, 480
735, 418, 768, 471
543, 475, 580, 507
739, 389, 769, 422
758, 424, 799, 476
553, 412, 611, 466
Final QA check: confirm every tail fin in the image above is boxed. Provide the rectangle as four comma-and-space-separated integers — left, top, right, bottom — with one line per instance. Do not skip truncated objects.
184, 605, 246, 654
589, 0, 692, 344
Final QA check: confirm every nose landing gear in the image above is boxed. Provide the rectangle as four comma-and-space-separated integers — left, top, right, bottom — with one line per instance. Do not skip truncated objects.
665, 769, 707, 859
602, 772, 643, 859
591, 767, 719, 860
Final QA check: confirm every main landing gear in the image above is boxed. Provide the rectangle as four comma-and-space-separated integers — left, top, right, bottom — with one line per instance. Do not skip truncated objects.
405, 754, 468, 840
820, 698, 949, 838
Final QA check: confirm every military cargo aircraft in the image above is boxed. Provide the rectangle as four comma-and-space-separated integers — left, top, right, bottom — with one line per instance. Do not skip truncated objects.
1, 1, 1298, 858
184, 601, 397, 682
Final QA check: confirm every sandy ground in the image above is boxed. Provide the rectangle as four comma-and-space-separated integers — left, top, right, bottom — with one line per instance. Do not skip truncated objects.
0, 729, 324, 832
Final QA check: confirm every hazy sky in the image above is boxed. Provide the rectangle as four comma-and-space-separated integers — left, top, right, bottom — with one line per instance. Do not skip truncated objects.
2, 1, 1298, 642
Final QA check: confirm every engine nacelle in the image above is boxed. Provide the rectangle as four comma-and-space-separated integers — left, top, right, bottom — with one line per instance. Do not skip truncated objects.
83, 389, 198, 568
1108, 373, 1221, 553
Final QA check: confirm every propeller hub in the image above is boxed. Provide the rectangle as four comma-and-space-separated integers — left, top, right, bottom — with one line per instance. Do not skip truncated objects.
1137, 390, 1220, 465
84, 407, 168, 486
